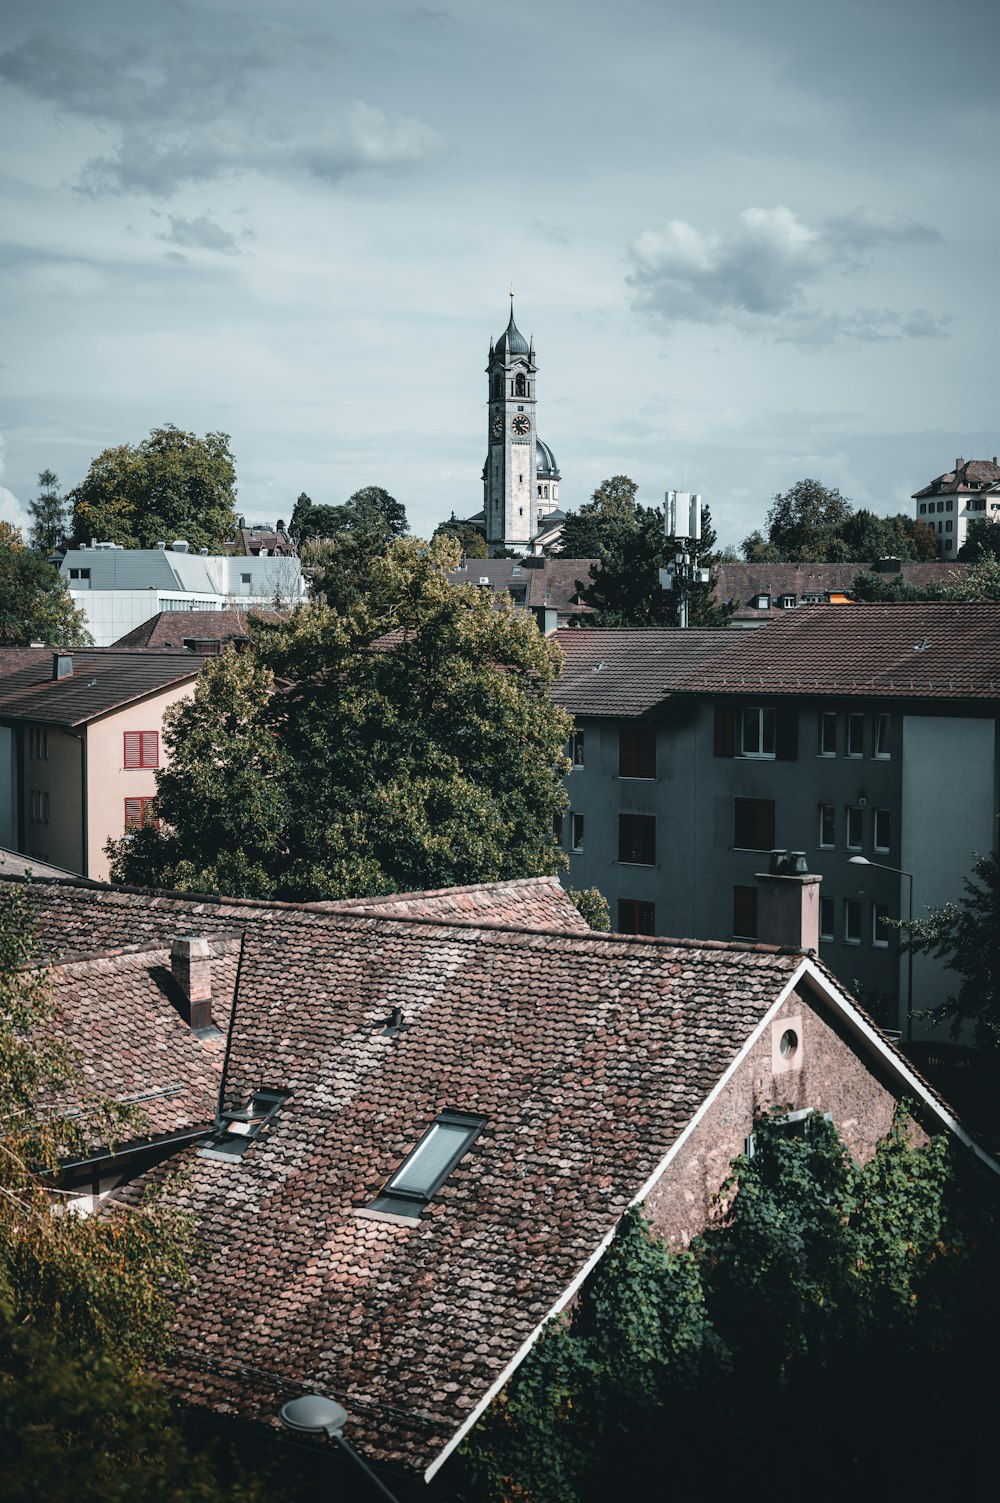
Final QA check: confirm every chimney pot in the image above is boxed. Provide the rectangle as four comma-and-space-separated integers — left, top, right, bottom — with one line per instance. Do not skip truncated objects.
171, 936, 213, 1032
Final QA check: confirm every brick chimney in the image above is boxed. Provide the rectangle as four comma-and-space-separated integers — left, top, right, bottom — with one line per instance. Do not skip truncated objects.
756, 851, 820, 952
170, 936, 213, 1032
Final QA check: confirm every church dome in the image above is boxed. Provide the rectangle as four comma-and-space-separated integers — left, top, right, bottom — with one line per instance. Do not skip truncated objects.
536, 436, 560, 478
494, 305, 530, 360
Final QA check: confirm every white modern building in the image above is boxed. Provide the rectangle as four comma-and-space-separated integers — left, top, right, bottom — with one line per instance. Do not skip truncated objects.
59, 540, 307, 646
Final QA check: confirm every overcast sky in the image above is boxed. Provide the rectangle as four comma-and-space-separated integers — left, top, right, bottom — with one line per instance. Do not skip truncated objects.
1, 0, 997, 549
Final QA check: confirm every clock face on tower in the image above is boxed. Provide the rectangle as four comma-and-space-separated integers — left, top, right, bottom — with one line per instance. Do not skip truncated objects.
491, 413, 503, 441
510, 414, 530, 437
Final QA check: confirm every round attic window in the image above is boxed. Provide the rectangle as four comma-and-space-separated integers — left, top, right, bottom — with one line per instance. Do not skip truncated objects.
779, 1028, 799, 1058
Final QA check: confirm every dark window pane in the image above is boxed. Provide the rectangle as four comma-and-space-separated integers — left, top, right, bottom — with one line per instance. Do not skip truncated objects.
734, 798, 775, 850
618, 814, 656, 865
619, 727, 657, 779
733, 886, 758, 939
618, 899, 655, 935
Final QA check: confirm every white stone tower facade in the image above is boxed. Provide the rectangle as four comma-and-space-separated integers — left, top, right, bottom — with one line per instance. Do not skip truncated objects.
484, 302, 538, 555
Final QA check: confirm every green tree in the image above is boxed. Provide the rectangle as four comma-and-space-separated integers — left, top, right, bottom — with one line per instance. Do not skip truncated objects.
556, 475, 641, 558
567, 886, 611, 931
27, 469, 69, 553
109, 535, 573, 900
456, 1109, 999, 1500
578, 500, 728, 629
755, 478, 854, 560
432, 512, 488, 559
907, 847, 1000, 1050
0, 526, 91, 645
741, 480, 938, 564
959, 517, 1000, 562
69, 426, 238, 551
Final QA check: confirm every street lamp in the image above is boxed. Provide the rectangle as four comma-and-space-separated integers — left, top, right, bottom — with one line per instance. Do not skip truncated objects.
847, 855, 914, 1043
279, 1394, 404, 1503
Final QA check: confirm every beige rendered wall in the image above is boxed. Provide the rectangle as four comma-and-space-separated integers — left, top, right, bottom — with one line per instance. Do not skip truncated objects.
644, 984, 926, 1247
85, 681, 197, 880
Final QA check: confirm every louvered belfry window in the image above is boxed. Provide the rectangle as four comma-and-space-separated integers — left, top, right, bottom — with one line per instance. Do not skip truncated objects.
123, 731, 159, 769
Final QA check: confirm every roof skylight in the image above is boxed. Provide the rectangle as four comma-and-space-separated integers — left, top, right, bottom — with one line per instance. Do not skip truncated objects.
371, 1111, 485, 1217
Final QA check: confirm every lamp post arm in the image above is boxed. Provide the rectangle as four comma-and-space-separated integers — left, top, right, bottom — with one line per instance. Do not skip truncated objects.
332, 1433, 405, 1503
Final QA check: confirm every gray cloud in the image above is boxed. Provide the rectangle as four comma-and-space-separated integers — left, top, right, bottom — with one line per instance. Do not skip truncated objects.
152, 212, 248, 254
627, 205, 947, 348
0, 27, 442, 197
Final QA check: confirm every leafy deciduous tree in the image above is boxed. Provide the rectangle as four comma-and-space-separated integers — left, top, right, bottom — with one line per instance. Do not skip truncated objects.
0, 526, 91, 645
69, 426, 238, 552
907, 846, 1000, 1051
109, 536, 572, 901
432, 513, 488, 559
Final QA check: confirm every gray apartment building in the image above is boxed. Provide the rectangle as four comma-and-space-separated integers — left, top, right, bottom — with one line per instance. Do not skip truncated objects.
552, 605, 1000, 1041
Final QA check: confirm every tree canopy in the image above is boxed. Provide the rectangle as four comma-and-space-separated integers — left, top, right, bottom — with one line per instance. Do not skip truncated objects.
959, 517, 1000, 562
27, 469, 69, 553
0, 527, 91, 645
68, 426, 238, 551
289, 485, 407, 543
109, 535, 572, 900
851, 554, 1000, 603
456, 1108, 999, 1500
432, 512, 488, 559
741, 478, 938, 563
0, 881, 264, 1503
908, 845, 1000, 1051
555, 476, 728, 628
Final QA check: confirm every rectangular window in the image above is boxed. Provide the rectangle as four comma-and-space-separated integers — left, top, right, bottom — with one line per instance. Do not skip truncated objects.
734, 798, 775, 851
818, 805, 835, 848
571, 813, 584, 852
846, 806, 863, 850
618, 727, 656, 779
124, 796, 157, 829
733, 886, 758, 939
819, 896, 835, 942
123, 731, 159, 769
552, 812, 564, 845
873, 808, 890, 853
572, 730, 585, 766
818, 710, 837, 757
874, 712, 891, 759
740, 705, 775, 758
844, 898, 861, 944
618, 814, 656, 865
29, 789, 49, 825
199, 1088, 291, 1161
780, 594, 796, 609
847, 713, 864, 757
28, 726, 48, 760
371, 1110, 485, 1217
872, 902, 891, 948
618, 899, 655, 935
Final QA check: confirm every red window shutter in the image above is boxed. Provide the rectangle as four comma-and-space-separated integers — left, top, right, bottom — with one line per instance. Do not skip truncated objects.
141, 731, 158, 768
124, 798, 142, 828
714, 704, 735, 757
124, 733, 140, 768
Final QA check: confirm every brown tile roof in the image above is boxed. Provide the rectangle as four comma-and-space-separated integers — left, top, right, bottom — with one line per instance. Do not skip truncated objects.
912, 458, 1000, 498
321, 876, 589, 930
0, 847, 78, 880
0, 649, 203, 726
44, 943, 238, 1150
448, 559, 597, 618
671, 602, 1000, 700
715, 561, 969, 619
112, 917, 807, 1474
552, 627, 732, 716
112, 610, 262, 650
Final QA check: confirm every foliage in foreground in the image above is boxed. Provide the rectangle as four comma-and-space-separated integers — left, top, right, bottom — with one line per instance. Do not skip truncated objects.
109, 535, 573, 900
907, 847, 1000, 1050
0, 881, 265, 1502
455, 1109, 999, 1499
566, 886, 611, 931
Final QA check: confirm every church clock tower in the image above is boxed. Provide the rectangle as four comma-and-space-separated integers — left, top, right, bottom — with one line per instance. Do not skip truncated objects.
484, 299, 537, 555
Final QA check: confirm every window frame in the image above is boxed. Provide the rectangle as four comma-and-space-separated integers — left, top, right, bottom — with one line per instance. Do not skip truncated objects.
872, 902, 891, 949
818, 710, 837, 757
873, 712, 891, 759
618, 813, 656, 866
618, 726, 657, 780
846, 805, 863, 851
733, 885, 758, 940
740, 705, 776, 759
123, 730, 159, 770
572, 730, 585, 767
571, 812, 584, 853
846, 712, 864, 758
124, 796, 157, 830
618, 898, 655, 935
28, 725, 49, 761
873, 807, 890, 854
844, 897, 862, 944
734, 797, 775, 852
819, 896, 835, 942
371, 1110, 486, 1217
818, 804, 835, 849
